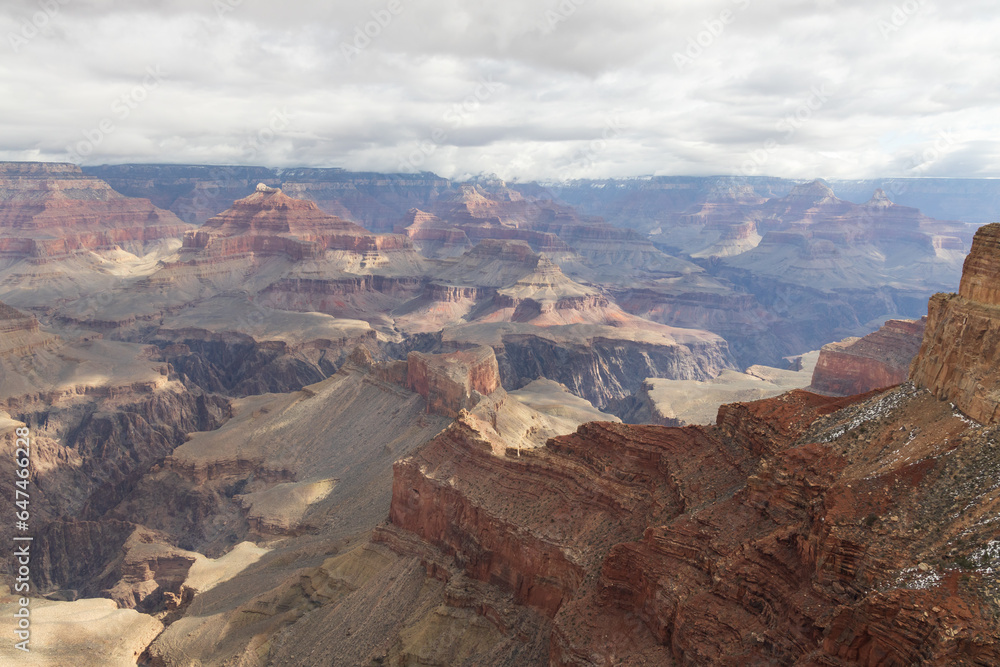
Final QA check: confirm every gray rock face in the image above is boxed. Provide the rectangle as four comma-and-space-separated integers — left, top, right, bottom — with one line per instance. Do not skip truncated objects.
496, 333, 733, 409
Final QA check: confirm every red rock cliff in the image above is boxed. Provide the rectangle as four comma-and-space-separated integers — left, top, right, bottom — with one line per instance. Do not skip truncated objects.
811, 318, 926, 397
380, 229, 1000, 663
405, 346, 500, 417
912, 222, 1000, 424
183, 186, 409, 258
0, 161, 190, 258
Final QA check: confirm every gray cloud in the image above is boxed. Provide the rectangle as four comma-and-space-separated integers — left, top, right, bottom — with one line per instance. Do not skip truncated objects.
0, 0, 997, 180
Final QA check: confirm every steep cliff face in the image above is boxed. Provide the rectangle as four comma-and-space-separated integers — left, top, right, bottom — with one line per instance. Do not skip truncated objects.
811, 318, 926, 396
382, 382, 1000, 665
151, 325, 379, 397
388, 413, 774, 620
0, 375, 230, 610
495, 326, 733, 409
0, 301, 58, 358
912, 223, 1000, 424
406, 346, 501, 417
385, 390, 867, 632
0, 162, 190, 258
355, 221, 1000, 665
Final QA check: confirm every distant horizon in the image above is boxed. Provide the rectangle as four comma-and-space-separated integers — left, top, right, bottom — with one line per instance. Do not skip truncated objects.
7, 158, 1000, 186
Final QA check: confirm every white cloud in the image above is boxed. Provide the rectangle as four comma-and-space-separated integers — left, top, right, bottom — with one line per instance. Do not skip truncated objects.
0, 0, 997, 180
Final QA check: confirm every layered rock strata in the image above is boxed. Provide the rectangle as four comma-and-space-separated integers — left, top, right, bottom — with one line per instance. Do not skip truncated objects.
182, 186, 409, 259
811, 318, 926, 396
0, 162, 189, 259
405, 346, 501, 417
355, 221, 1000, 664
912, 222, 1000, 423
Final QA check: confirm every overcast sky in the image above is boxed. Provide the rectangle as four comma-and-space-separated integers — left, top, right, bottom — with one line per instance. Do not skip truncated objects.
0, 0, 997, 181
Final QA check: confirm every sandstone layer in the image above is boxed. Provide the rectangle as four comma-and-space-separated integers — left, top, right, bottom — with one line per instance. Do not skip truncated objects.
0, 162, 189, 259
289, 224, 1000, 665
374, 381, 1000, 665
912, 222, 1000, 424
182, 186, 409, 260
405, 346, 501, 417
811, 318, 927, 396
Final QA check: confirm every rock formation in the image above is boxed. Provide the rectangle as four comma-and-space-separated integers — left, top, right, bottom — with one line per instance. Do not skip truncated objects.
395, 208, 472, 257
490, 323, 734, 409
404, 346, 500, 417
620, 350, 819, 426
811, 318, 926, 396
182, 187, 408, 259
0, 162, 189, 259
277, 215, 1000, 664
0, 301, 58, 359
912, 222, 1000, 423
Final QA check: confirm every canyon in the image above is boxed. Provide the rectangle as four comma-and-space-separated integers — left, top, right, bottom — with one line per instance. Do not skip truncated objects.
0, 161, 995, 665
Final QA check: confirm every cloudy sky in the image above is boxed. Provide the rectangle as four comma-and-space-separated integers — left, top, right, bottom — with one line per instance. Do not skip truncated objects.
1, 0, 997, 181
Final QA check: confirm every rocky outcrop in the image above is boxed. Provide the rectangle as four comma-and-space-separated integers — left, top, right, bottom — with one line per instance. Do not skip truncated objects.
0, 301, 57, 357
34, 521, 196, 612
22, 383, 231, 520
494, 326, 733, 409
0, 162, 190, 259
617, 354, 818, 426
912, 222, 1000, 424
387, 390, 864, 620
384, 377, 1000, 665
151, 326, 379, 396
406, 346, 501, 417
958, 221, 1000, 307
182, 187, 409, 259
811, 318, 926, 396
396, 208, 472, 256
